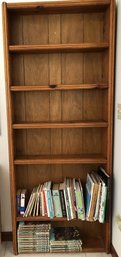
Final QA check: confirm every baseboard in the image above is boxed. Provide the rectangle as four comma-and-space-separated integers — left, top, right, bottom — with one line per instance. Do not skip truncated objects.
111, 244, 119, 257
1, 232, 12, 241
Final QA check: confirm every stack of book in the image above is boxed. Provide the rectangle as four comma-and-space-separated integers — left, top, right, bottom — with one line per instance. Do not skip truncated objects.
21, 178, 85, 221
85, 167, 110, 223
50, 227, 82, 252
17, 222, 51, 253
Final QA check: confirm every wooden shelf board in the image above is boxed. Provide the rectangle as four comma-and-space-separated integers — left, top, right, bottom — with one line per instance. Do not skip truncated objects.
7, 1, 110, 14
14, 154, 107, 165
12, 121, 108, 129
9, 43, 109, 53
11, 84, 108, 92
17, 216, 67, 222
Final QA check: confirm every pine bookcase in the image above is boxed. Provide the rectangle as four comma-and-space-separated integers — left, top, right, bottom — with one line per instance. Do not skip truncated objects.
2, 0, 115, 255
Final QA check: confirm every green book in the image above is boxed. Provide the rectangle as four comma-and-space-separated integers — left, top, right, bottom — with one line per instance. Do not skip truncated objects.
74, 179, 85, 220
52, 184, 62, 217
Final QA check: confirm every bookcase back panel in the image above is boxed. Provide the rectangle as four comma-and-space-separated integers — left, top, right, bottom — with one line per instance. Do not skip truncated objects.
15, 164, 101, 192
9, 11, 109, 45
12, 90, 108, 122
11, 52, 108, 85
14, 128, 106, 156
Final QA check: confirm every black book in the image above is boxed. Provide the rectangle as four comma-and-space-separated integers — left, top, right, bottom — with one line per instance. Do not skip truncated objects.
59, 183, 67, 218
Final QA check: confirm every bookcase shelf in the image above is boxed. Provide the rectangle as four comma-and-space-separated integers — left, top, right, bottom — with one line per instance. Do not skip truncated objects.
3, 0, 115, 254
11, 84, 108, 91
14, 154, 107, 165
9, 43, 109, 53
12, 121, 108, 129
17, 215, 67, 222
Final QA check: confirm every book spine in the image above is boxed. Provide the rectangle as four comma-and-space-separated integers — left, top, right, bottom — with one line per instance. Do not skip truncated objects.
47, 190, 54, 219
75, 191, 85, 220
16, 192, 21, 214
94, 183, 101, 221
52, 190, 62, 217
99, 185, 107, 223
20, 192, 26, 215
44, 190, 50, 217
64, 187, 71, 220
67, 186, 73, 219
59, 190, 67, 217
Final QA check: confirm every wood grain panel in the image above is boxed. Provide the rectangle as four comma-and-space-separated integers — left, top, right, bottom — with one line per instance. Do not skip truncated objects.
62, 91, 83, 121
24, 54, 48, 85
49, 14, 61, 44
82, 90, 103, 121
62, 128, 82, 154
62, 53, 83, 84
25, 92, 50, 122
61, 13, 83, 43
62, 52, 83, 156
82, 128, 103, 154
83, 13, 104, 42
22, 17, 51, 175
9, 14, 23, 45
23, 15, 48, 44
49, 15, 62, 180
84, 52, 103, 83
16, 166, 28, 189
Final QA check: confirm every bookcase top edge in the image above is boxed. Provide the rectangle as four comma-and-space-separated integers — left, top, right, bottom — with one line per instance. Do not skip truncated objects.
6, 0, 111, 10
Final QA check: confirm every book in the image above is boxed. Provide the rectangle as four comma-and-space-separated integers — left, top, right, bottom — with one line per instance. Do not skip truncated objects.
24, 187, 36, 217
89, 173, 99, 221
59, 182, 67, 217
93, 172, 102, 221
66, 178, 74, 219
52, 183, 62, 217
74, 179, 85, 220
97, 167, 110, 223
63, 178, 71, 220
20, 189, 27, 215
43, 181, 54, 219
85, 173, 94, 221
16, 189, 21, 214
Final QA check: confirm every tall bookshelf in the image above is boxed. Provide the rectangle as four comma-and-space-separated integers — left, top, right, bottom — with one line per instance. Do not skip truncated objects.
2, 0, 115, 254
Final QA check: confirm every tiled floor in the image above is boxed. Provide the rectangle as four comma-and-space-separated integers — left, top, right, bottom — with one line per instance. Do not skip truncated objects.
0, 242, 112, 257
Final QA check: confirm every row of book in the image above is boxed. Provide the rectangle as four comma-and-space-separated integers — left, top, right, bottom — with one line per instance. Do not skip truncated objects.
16, 167, 110, 223
17, 223, 82, 253
17, 223, 51, 253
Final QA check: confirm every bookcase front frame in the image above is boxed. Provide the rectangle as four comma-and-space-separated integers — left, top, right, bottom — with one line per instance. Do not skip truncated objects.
2, 0, 115, 254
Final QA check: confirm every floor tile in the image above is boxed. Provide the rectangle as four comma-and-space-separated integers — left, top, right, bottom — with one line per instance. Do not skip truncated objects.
0, 242, 6, 257
44, 254, 86, 257
85, 253, 112, 257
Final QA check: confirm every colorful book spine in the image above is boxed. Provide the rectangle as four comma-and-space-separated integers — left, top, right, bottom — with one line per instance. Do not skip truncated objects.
20, 189, 27, 215
75, 182, 85, 220
59, 190, 67, 217
47, 190, 54, 219
99, 184, 107, 223
52, 189, 62, 217
16, 189, 21, 214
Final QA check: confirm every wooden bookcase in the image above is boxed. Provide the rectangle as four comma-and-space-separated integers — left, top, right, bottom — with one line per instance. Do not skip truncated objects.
2, 0, 115, 255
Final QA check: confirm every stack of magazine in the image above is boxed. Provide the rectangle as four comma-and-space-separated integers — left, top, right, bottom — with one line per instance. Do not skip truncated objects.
50, 227, 82, 252
17, 222, 51, 253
